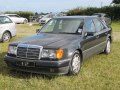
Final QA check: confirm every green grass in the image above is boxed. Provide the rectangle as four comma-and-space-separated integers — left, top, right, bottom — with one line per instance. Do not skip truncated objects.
112, 21, 120, 32
0, 24, 120, 90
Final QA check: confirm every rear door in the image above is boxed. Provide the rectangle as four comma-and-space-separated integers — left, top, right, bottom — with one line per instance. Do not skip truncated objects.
92, 18, 108, 52
82, 18, 108, 59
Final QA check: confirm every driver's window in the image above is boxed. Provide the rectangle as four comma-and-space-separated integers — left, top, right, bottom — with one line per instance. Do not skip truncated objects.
85, 19, 96, 33
15, 15, 20, 17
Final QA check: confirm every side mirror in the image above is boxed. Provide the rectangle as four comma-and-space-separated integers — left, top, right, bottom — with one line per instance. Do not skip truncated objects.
36, 29, 40, 33
77, 29, 82, 34
82, 31, 88, 37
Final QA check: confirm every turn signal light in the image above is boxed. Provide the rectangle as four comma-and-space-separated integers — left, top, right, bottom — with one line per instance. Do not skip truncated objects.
56, 49, 64, 59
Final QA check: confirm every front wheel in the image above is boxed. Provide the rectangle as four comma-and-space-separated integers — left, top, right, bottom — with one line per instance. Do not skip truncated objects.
68, 51, 81, 75
2, 32, 11, 42
104, 39, 111, 54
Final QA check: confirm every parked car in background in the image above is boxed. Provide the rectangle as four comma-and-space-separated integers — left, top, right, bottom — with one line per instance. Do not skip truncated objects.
0, 15, 16, 42
5, 16, 112, 75
39, 14, 53, 25
39, 13, 65, 25
5, 14, 28, 24
92, 13, 111, 25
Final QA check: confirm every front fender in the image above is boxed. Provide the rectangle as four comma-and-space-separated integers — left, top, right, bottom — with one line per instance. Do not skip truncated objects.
67, 44, 81, 58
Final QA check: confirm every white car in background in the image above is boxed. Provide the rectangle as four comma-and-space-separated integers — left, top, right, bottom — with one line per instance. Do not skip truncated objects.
5, 14, 28, 24
0, 15, 16, 42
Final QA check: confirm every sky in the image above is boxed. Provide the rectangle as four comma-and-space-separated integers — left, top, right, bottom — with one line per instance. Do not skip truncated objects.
0, 0, 112, 13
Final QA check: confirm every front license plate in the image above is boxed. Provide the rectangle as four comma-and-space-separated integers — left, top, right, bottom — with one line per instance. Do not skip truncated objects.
16, 61, 35, 67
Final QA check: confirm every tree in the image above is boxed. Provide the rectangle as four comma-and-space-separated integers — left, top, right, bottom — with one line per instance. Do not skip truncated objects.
112, 0, 120, 4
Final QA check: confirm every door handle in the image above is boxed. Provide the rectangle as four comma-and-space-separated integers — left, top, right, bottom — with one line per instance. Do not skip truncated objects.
96, 35, 99, 39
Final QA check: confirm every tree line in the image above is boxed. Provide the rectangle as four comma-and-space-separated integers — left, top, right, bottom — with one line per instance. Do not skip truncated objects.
66, 6, 120, 20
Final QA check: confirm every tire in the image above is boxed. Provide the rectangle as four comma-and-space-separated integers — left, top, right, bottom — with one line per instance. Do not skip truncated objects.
68, 50, 81, 75
23, 19, 28, 24
2, 32, 11, 42
104, 39, 111, 54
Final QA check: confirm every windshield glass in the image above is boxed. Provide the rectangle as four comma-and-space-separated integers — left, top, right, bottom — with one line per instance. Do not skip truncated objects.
40, 18, 84, 34
0, 16, 12, 24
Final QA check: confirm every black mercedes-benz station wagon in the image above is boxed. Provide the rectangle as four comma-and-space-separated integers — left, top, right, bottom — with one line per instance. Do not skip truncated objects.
4, 16, 112, 75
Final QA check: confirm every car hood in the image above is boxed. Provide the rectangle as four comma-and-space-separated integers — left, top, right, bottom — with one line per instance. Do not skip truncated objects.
12, 33, 81, 49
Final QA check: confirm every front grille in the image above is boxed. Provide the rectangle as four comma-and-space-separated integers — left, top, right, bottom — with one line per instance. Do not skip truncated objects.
17, 44, 43, 60
17, 47, 27, 58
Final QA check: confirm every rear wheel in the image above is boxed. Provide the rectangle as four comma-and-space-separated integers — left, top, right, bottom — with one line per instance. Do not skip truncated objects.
23, 19, 28, 24
2, 32, 11, 42
68, 50, 81, 75
104, 39, 111, 54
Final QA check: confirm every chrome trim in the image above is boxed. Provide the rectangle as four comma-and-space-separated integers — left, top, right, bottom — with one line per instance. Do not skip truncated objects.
17, 44, 43, 60
83, 41, 106, 53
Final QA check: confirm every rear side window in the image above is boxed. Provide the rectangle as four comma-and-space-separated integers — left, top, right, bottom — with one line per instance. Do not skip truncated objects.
93, 19, 104, 32
85, 19, 96, 33
0, 16, 12, 24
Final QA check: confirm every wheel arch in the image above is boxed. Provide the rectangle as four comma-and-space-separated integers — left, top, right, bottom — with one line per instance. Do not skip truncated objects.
76, 49, 83, 62
3, 30, 12, 38
107, 34, 112, 43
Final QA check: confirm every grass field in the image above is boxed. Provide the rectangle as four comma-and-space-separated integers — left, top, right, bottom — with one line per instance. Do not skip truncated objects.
0, 22, 120, 90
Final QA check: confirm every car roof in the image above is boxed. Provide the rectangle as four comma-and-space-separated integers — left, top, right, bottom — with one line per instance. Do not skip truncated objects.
5, 14, 17, 15
54, 16, 98, 19
0, 14, 8, 17
93, 13, 106, 16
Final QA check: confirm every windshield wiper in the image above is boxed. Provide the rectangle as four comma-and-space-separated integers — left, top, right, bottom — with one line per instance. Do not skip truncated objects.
58, 32, 77, 34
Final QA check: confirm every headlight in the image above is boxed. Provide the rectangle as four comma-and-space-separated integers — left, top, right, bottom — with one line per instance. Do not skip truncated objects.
8, 45, 17, 55
42, 49, 56, 58
42, 49, 64, 59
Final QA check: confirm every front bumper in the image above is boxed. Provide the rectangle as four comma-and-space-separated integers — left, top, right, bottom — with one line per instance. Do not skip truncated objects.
4, 55, 70, 75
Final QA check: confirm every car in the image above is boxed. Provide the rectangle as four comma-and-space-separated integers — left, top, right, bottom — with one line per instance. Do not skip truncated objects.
92, 13, 112, 25
39, 13, 65, 25
0, 15, 16, 42
39, 14, 53, 25
4, 16, 112, 75
5, 14, 28, 24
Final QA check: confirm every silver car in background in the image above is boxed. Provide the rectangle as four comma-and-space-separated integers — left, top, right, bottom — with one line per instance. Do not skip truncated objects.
39, 13, 66, 25
0, 15, 16, 42
39, 14, 53, 25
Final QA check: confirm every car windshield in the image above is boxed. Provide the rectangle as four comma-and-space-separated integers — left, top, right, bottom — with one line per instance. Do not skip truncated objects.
40, 18, 84, 34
